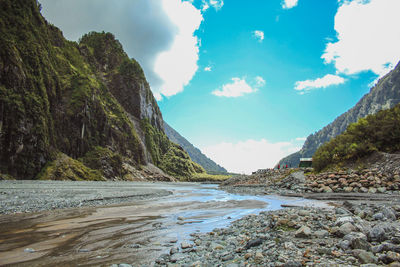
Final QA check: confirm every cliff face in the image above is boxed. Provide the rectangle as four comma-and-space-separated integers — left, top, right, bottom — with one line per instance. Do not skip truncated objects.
164, 122, 227, 174
0, 0, 201, 180
279, 61, 400, 167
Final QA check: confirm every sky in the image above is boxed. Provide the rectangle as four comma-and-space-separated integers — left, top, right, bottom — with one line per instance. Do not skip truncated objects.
40, 0, 400, 174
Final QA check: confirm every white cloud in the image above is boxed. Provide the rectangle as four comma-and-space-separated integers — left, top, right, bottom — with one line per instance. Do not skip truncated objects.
154, 0, 203, 98
212, 76, 265, 97
295, 137, 307, 141
204, 66, 212, 72
253, 30, 264, 42
322, 0, 400, 77
282, 0, 298, 9
201, 139, 301, 174
202, 0, 224, 11
295, 74, 345, 93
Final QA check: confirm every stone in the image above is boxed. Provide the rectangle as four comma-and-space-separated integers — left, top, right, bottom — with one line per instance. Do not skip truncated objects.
344, 186, 354, 192
24, 248, 35, 253
245, 238, 263, 249
254, 252, 264, 263
284, 261, 302, 267
337, 222, 356, 237
118, 264, 133, 267
315, 230, 329, 238
369, 225, 388, 242
170, 253, 185, 263
295, 225, 311, 238
335, 216, 354, 226
380, 251, 400, 264
377, 187, 387, 193
338, 240, 351, 250
353, 249, 377, 264
382, 207, 397, 220
368, 188, 377, 194
170, 247, 178, 255
181, 242, 193, 249
177, 216, 184, 221
298, 210, 310, 216
373, 213, 384, 220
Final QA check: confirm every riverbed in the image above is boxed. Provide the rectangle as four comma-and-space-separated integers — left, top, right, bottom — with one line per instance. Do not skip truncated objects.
0, 181, 329, 266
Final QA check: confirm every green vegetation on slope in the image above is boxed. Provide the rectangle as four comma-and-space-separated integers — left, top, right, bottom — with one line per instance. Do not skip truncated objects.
0, 0, 202, 180
279, 61, 400, 168
164, 122, 227, 174
313, 103, 400, 172
142, 119, 205, 178
37, 152, 105, 181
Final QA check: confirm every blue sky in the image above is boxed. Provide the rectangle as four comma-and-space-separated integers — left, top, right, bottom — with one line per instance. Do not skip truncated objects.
40, 0, 400, 173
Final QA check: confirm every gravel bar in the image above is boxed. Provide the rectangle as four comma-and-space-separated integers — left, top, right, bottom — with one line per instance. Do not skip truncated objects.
0, 180, 172, 214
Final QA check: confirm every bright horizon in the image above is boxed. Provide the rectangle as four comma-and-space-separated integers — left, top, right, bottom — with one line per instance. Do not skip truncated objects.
40, 0, 400, 174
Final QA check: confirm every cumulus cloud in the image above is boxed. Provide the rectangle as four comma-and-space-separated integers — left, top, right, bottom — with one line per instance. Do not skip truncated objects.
253, 30, 264, 42
282, 0, 298, 9
212, 76, 265, 97
154, 0, 203, 98
201, 139, 301, 174
204, 66, 212, 72
295, 74, 345, 93
40, 0, 204, 100
322, 0, 400, 77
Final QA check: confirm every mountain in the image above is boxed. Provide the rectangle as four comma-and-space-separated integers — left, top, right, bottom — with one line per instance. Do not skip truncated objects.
0, 0, 205, 180
312, 102, 400, 171
278, 61, 400, 167
164, 122, 227, 174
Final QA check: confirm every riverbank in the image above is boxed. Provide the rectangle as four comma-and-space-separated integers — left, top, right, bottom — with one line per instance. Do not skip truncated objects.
156, 201, 400, 266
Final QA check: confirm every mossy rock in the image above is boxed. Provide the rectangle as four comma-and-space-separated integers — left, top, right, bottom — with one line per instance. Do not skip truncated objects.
37, 152, 105, 181
80, 146, 125, 179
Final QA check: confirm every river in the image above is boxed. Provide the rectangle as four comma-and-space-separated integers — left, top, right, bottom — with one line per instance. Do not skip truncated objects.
0, 182, 328, 266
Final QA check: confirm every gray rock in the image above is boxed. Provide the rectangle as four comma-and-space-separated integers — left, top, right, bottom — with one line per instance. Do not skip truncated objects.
294, 225, 311, 238
369, 225, 388, 242
24, 248, 35, 253
335, 216, 354, 226
118, 264, 133, 267
353, 249, 377, 264
315, 230, 329, 238
338, 240, 351, 250
284, 261, 302, 267
382, 207, 397, 220
170, 247, 179, 255
372, 212, 384, 220
337, 222, 356, 237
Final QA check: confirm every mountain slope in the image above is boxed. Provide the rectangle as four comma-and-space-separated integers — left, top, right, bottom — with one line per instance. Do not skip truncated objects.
164, 122, 227, 174
279, 61, 400, 167
313, 102, 400, 171
0, 0, 204, 180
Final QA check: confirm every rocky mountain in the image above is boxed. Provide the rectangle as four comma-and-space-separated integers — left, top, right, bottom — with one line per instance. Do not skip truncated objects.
0, 0, 204, 180
164, 122, 227, 174
278, 61, 400, 167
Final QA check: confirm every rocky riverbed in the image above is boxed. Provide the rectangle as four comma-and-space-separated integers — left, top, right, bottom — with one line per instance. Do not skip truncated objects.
0, 180, 172, 214
155, 201, 400, 266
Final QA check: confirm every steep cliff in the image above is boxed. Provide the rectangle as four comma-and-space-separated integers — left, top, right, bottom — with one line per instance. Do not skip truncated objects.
164, 122, 227, 174
279, 61, 400, 167
0, 0, 202, 180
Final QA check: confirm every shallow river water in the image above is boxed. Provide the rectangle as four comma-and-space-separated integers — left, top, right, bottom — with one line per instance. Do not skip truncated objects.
0, 182, 327, 266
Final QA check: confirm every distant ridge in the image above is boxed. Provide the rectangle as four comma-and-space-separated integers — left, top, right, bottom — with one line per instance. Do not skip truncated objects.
278, 61, 400, 167
164, 122, 228, 174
